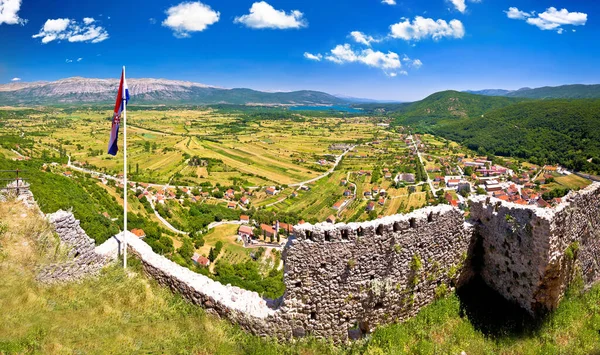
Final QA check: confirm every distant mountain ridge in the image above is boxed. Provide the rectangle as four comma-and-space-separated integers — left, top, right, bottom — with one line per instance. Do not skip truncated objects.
0, 77, 346, 106
465, 84, 600, 99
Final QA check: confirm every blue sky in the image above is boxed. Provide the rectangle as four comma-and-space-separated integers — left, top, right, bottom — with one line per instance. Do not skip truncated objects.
0, 0, 598, 101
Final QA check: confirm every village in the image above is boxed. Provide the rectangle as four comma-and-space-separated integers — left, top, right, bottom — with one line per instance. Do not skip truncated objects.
11, 115, 589, 282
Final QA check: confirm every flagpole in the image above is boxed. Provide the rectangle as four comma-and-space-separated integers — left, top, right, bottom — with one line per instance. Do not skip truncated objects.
122, 65, 128, 269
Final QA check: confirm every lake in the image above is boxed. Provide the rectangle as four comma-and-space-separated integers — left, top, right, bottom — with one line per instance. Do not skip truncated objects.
288, 105, 362, 113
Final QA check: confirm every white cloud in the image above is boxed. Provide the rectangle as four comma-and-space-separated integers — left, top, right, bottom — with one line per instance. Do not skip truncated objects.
450, 0, 466, 14
11, 77, 21, 81
0, 0, 26, 25
449, 0, 481, 13
33, 18, 109, 44
234, 1, 306, 29
321, 43, 402, 76
505, 7, 531, 20
350, 31, 379, 46
77, 57, 83, 62
506, 7, 587, 33
149, 17, 156, 25
65, 59, 73, 63
381, 0, 396, 5
402, 55, 423, 69
304, 52, 322, 61
390, 16, 465, 41
162, 1, 220, 38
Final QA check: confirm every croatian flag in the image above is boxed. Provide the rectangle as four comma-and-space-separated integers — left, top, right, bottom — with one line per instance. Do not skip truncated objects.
107, 68, 130, 156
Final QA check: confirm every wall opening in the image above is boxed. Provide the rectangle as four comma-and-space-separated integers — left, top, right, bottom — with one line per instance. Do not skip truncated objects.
393, 222, 400, 232
305, 231, 313, 240
374, 302, 384, 310
310, 311, 317, 320
341, 229, 349, 240
409, 218, 416, 228
295, 281, 302, 288
320, 263, 327, 269
324, 231, 331, 242
357, 227, 364, 237
427, 212, 433, 223
376, 224, 384, 235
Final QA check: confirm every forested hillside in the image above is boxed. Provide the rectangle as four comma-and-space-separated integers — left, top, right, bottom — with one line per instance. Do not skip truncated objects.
413, 100, 600, 173
357, 91, 522, 124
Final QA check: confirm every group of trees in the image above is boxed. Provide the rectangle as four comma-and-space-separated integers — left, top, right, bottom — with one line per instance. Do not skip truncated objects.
213, 260, 285, 299
416, 99, 600, 175
208, 241, 224, 262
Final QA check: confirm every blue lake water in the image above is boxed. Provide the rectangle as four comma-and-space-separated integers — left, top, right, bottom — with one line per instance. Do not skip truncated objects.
288, 105, 362, 113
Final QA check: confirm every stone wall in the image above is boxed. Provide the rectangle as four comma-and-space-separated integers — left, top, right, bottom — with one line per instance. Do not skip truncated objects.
27, 182, 600, 342
470, 182, 600, 314
37, 210, 110, 283
284, 205, 473, 341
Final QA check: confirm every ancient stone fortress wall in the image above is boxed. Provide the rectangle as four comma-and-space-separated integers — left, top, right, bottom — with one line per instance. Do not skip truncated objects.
285, 205, 473, 341
469, 182, 600, 315
35, 182, 600, 343
37, 211, 110, 283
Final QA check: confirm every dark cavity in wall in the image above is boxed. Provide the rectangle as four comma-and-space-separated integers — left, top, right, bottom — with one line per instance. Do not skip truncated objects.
456, 276, 542, 337
456, 232, 541, 337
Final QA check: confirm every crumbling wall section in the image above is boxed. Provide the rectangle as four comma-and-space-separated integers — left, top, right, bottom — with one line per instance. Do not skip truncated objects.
469, 183, 600, 314
37, 210, 110, 283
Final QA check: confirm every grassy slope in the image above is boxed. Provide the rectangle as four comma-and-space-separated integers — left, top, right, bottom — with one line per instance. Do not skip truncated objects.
2, 200, 600, 354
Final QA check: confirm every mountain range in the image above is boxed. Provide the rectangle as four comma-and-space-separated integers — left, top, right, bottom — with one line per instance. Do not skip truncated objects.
464, 84, 600, 99
0, 78, 599, 106
0, 77, 345, 106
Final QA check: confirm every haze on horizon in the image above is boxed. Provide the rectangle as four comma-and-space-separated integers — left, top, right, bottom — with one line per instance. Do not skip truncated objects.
1, 0, 598, 101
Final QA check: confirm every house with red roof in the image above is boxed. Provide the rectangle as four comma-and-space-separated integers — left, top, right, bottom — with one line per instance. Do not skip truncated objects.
366, 201, 375, 211
192, 253, 210, 267
238, 225, 253, 239
260, 224, 275, 238
131, 228, 146, 239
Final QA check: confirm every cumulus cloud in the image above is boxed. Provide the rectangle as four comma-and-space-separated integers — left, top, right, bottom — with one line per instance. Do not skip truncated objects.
234, 1, 306, 29
65, 59, 73, 63
322, 43, 402, 76
162, 1, 220, 38
402, 55, 423, 69
11, 77, 21, 81
505, 7, 531, 20
448, 0, 481, 13
450, 0, 466, 14
77, 57, 83, 62
390, 16, 464, 41
304, 52, 322, 61
33, 18, 109, 44
505, 7, 587, 33
350, 31, 379, 46
0, 0, 26, 25
381, 0, 396, 5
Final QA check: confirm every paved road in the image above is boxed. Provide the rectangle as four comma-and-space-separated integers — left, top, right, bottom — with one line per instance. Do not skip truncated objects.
409, 135, 437, 194
289, 146, 356, 187
149, 200, 188, 235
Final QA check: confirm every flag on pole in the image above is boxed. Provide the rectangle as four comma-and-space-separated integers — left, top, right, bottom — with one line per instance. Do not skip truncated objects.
108, 69, 130, 156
